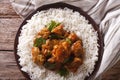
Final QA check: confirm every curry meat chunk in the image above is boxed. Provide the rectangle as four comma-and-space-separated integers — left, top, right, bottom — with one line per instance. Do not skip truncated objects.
71, 40, 84, 57
32, 47, 40, 63
42, 43, 51, 57
32, 47, 45, 65
38, 27, 50, 39
46, 39, 60, 49
65, 57, 83, 72
32, 47, 40, 59
41, 39, 60, 57
64, 31, 70, 37
68, 33, 78, 42
51, 41, 70, 63
36, 54, 45, 65
47, 57, 55, 63
51, 24, 64, 35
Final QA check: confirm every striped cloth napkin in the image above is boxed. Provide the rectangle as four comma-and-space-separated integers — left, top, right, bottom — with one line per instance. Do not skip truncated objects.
10, 0, 120, 79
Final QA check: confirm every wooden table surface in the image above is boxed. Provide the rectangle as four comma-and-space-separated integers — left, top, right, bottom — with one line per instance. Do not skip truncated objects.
0, 0, 120, 80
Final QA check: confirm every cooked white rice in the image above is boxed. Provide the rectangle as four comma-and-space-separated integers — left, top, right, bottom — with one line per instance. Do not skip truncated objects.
17, 8, 98, 80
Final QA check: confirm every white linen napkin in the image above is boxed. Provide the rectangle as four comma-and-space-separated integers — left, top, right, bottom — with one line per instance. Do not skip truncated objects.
10, 0, 120, 79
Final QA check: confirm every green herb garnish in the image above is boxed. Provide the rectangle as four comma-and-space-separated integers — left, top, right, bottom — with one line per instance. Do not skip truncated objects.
47, 20, 60, 31
63, 58, 70, 64
57, 67, 69, 76
34, 37, 46, 47
65, 38, 71, 44
46, 51, 52, 59
63, 55, 74, 64
49, 33, 64, 39
44, 62, 56, 70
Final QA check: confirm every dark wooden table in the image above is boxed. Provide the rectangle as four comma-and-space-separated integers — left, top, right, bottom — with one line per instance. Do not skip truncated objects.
0, 0, 120, 80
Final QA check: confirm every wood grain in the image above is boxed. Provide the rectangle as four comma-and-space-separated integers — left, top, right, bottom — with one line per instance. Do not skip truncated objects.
0, 51, 25, 80
0, 18, 23, 50
0, 0, 120, 80
0, 0, 19, 18
102, 61, 120, 80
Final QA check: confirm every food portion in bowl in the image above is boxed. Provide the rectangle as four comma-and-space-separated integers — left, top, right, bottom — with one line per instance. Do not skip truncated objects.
32, 21, 84, 76
17, 8, 99, 80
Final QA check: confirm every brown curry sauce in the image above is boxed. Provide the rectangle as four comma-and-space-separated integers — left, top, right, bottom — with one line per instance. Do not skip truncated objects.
31, 21, 84, 76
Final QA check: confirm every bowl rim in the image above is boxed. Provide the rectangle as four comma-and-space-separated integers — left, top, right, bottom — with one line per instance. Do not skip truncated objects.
14, 2, 104, 80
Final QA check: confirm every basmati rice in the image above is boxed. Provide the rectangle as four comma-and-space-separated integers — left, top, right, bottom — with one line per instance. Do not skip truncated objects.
17, 8, 98, 80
